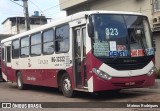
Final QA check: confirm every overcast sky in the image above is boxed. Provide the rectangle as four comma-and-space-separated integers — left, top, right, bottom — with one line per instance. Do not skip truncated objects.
0, 0, 66, 29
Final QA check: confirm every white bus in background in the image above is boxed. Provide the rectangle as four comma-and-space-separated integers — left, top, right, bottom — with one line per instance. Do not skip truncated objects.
1, 11, 157, 97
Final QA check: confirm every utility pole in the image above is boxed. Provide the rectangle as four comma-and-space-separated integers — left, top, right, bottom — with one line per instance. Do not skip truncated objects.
16, 17, 20, 34
23, 0, 30, 31
14, 0, 30, 30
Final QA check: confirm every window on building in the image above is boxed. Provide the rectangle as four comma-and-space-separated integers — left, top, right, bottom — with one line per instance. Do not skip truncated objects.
31, 33, 41, 56
30, 18, 47, 25
21, 36, 29, 57
154, 0, 160, 11
55, 24, 69, 52
12, 39, 20, 58
42, 29, 54, 55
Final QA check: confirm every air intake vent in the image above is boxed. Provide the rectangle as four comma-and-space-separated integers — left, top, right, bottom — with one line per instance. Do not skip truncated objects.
112, 80, 145, 88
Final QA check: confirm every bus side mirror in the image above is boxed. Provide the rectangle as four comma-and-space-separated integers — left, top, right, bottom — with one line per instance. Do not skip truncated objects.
87, 22, 94, 38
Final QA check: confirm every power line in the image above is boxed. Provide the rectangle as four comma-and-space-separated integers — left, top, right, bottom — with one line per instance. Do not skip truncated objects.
0, 12, 66, 33
3, 0, 153, 30
0, 9, 154, 34
8, 0, 70, 17
9, 0, 30, 30
9, 0, 23, 7
42, 0, 71, 13
28, 0, 43, 13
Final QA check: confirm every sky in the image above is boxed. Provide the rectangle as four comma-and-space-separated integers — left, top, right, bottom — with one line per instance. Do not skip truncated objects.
0, 0, 66, 31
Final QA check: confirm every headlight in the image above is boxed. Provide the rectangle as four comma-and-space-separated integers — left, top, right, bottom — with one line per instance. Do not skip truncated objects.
92, 68, 112, 80
147, 66, 157, 76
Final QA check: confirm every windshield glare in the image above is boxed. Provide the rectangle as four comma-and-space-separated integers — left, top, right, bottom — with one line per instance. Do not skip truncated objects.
92, 14, 154, 58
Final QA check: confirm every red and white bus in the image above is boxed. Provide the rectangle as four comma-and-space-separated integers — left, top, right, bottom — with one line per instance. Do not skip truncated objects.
1, 11, 157, 97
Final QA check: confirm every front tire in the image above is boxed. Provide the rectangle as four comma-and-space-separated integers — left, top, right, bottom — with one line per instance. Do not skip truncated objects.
61, 73, 75, 98
17, 72, 26, 90
2, 79, 6, 82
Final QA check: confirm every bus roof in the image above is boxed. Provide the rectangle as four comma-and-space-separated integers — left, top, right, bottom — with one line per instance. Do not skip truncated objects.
85, 10, 143, 16
1, 10, 144, 43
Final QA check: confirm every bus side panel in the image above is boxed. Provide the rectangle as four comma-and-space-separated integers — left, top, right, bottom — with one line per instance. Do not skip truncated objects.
41, 69, 58, 87
66, 67, 76, 90
21, 69, 58, 88
1, 61, 17, 82
86, 51, 103, 92
6, 67, 16, 82
86, 51, 103, 77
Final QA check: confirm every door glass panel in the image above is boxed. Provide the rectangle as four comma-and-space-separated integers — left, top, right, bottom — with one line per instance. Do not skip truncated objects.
74, 29, 82, 85
82, 28, 86, 56
7, 46, 11, 63
75, 29, 81, 58
82, 27, 87, 86
74, 27, 87, 87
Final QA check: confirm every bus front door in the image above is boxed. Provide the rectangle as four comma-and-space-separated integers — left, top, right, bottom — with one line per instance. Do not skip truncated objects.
74, 27, 87, 88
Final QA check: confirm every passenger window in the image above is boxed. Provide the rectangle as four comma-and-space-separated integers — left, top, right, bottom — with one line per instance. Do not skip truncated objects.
12, 39, 20, 58
55, 24, 69, 52
42, 29, 54, 55
21, 36, 29, 57
31, 33, 41, 56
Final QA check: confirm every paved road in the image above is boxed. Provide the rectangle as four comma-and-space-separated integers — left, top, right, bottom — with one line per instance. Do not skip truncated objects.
0, 81, 160, 111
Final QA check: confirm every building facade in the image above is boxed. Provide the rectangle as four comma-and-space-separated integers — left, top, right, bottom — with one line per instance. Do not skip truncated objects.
1, 16, 51, 35
60, 0, 160, 69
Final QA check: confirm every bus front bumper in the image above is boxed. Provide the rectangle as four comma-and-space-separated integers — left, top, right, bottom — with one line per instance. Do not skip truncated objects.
93, 73, 157, 92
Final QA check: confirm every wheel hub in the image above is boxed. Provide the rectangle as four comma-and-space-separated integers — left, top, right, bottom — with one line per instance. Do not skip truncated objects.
63, 78, 71, 92
18, 77, 21, 87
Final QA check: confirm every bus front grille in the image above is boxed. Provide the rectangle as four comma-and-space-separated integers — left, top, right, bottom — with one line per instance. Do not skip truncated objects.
107, 62, 148, 70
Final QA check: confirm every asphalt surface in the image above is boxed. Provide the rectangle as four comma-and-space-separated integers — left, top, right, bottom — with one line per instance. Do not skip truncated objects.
0, 79, 159, 111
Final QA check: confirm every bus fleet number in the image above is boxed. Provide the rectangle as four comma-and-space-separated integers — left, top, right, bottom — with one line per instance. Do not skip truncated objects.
51, 56, 65, 62
105, 28, 118, 36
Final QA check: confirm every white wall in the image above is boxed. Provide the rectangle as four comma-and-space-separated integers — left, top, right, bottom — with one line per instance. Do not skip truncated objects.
1, 21, 46, 34
155, 35, 160, 69
60, 0, 88, 10
90, 0, 153, 25
2, 20, 12, 34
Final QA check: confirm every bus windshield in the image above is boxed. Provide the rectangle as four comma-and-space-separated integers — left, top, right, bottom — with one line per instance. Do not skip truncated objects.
92, 14, 154, 58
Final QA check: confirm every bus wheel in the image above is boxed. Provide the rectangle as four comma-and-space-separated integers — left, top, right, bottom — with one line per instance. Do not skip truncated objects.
2, 79, 6, 82
61, 73, 75, 98
17, 72, 26, 90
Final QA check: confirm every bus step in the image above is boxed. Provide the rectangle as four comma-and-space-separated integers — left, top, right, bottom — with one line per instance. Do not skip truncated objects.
75, 87, 88, 92
84, 79, 88, 87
